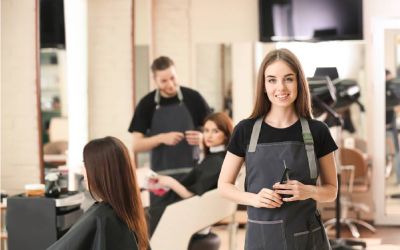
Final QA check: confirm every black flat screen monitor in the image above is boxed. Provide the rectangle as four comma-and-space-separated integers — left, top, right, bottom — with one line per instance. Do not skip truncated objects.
40, 0, 65, 48
259, 0, 363, 42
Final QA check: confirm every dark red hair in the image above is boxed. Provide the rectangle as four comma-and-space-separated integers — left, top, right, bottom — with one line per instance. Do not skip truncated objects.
203, 112, 233, 155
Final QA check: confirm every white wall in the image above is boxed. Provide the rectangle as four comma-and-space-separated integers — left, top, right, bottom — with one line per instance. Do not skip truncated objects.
152, 0, 258, 87
1, 0, 41, 194
191, 0, 259, 44
87, 0, 134, 148
153, 0, 192, 85
232, 43, 256, 124
135, 0, 152, 46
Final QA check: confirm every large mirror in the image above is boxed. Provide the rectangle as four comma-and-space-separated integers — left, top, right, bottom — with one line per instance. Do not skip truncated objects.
40, 49, 68, 164
384, 29, 400, 216
372, 18, 400, 225
39, 0, 68, 187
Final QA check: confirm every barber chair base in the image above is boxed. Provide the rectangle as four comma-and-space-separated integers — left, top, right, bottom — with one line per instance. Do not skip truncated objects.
325, 218, 376, 238
188, 232, 221, 250
330, 238, 367, 250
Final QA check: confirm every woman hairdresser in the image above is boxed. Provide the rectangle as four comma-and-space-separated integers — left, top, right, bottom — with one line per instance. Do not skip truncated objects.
218, 48, 338, 250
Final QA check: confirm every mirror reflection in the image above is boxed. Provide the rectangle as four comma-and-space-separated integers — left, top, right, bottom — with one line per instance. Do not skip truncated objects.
134, 45, 151, 168
40, 49, 68, 160
385, 30, 400, 215
39, 0, 68, 190
196, 43, 232, 116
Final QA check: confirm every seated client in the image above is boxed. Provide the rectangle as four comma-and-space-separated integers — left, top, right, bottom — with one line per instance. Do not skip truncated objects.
47, 136, 149, 250
147, 112, 233, 235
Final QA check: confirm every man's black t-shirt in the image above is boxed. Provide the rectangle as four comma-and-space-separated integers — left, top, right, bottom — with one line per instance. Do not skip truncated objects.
228, 118, 338, 159
128, 86, 211, 134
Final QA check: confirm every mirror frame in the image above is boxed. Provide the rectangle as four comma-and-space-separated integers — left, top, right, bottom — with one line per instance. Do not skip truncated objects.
372, 17, 400, 225
36, 0, 44, 183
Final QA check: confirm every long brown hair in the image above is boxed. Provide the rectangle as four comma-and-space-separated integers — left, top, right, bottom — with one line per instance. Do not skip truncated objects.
83, 136, 149, 250
249, 48, 312, 119
203, 112, 234, 155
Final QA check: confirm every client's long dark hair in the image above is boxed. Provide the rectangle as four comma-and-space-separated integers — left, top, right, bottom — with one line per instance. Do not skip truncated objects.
83, 136, 148, 250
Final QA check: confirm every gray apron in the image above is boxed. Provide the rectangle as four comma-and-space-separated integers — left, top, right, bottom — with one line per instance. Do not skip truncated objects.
149, 86, 198, 175
245, 117, 331, 250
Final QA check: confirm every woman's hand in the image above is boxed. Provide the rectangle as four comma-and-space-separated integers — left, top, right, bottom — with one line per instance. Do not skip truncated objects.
155, 175, 194, 199
273, 180, 317, 202
155, 175, 174, 188
251, 188, 283, 209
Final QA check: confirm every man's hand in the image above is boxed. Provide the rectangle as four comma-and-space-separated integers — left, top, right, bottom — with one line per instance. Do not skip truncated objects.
159, 132, 184, 145
185, 130, 203, 146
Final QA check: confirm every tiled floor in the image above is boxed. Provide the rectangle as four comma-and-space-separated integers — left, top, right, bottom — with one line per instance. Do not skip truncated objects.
212, 223, 400, 250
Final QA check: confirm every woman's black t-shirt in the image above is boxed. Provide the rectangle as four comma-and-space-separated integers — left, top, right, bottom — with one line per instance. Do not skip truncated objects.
228, 118, 338, 159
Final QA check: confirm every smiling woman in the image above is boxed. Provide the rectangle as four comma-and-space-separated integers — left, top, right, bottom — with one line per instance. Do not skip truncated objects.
264, 61, 298, 110
218, 48, 337, 250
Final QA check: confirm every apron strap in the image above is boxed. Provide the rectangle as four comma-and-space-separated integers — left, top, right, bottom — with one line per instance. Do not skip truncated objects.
248, 116, 317, 179
248, 117, 263, 153
154, 86, 183, 109
300, 117, 318, 179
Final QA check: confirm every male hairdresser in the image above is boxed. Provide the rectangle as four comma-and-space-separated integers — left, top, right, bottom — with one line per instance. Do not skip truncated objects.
128, 56, 211, 203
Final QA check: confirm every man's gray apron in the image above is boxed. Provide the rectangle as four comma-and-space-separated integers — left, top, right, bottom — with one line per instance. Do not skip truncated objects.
245, 117, 331, 250
148, 87, 199, 204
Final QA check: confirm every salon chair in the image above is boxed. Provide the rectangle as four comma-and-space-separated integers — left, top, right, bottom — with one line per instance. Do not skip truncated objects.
148, 169, 244, 250
324, 147, 376, 238
149, 188, 238, 250
342, 137, 372, 167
